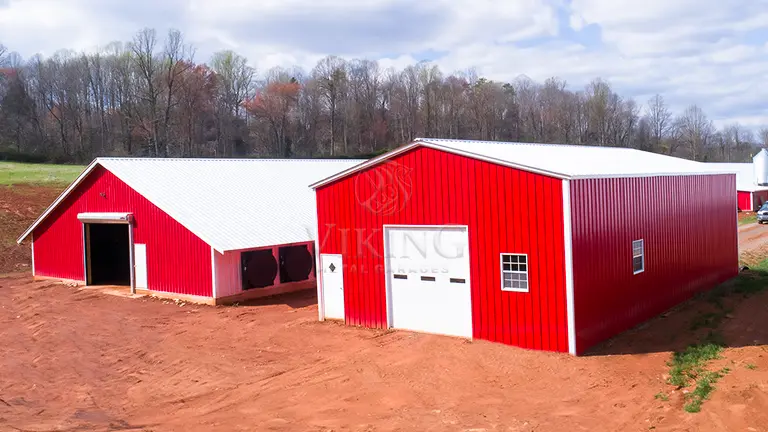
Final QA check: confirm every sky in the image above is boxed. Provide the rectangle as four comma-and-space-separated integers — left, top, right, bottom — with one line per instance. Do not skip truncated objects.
1, 0, 768, 129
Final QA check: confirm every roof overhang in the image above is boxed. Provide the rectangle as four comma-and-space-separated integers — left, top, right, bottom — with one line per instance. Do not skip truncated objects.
77, 212, 134, 224
16, 160, 100, 244
309, 139, 738, 189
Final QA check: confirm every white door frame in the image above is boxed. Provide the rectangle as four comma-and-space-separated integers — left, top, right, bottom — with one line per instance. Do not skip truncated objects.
382, 224, 472, 333
319, 253, 344, 320
78, 213, 136, 294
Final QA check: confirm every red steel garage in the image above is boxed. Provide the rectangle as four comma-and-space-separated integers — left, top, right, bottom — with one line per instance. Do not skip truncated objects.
311, 139, 739, 355
17, 158, 360, 304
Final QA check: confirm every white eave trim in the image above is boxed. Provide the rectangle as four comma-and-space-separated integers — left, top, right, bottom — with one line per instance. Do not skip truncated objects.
77, 212, 134, 224
16, 160, 100, 244
308, 140, 738, 189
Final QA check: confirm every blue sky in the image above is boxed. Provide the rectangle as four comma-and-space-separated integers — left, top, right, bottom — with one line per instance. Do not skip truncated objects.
1, 0, 768, 129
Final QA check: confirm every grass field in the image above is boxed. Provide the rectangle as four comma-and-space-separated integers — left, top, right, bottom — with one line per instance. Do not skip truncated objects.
0, 161, 84, 186
739, 213, 757, 225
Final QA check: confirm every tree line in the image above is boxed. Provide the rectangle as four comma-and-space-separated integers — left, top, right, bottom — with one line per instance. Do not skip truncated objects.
0, 28, 764, 163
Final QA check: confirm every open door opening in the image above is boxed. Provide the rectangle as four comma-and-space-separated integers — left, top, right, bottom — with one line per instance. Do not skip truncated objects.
86, 223, 131, 286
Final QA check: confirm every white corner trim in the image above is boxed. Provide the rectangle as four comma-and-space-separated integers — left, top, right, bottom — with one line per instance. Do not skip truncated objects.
562, 180, 577, 355
211, 247, 218, 299
315, 241, 325, 321
30, 232, 35, 276
128, 223, 136, 294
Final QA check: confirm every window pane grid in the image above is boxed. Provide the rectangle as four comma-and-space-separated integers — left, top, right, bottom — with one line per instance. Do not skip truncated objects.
632, 239, 644, 274
501, 253, 529, 292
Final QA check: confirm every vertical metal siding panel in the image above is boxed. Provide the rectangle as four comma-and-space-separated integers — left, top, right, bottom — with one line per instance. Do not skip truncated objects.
545, 178, 557, 351
523, 171, 536, 349
555, 178, 567, 352
468, 158, 482, 339
498, 167, 511, 345
571, 174, 738, 353
32, 167, 212, 296
487, 164, 499, 342
342, 178, 359, 327
467, 157, 482, 340
531, 175, 544, 350
510, 168, 524, 347
215, 250, 241, 298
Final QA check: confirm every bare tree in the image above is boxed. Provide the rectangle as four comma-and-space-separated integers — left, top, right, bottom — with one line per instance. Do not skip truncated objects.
130, 28, 161, 155
676, 105, 714, 161
760, 128, 768, 148
646, 94, 672, 153
211, 50, 254, 156
312, 56, 348, 155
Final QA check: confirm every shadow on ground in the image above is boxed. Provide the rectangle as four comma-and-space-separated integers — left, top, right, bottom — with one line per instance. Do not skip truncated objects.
235, 288, 317, 309
588, 270, 768, 356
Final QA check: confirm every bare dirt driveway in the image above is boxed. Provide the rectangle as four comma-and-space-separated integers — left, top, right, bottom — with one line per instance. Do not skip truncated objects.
1, 270, 767, 432
739, 221, 768, 258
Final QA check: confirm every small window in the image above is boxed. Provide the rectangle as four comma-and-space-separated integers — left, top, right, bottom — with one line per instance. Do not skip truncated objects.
501, 253, 528, 292
632, 239, 644, 274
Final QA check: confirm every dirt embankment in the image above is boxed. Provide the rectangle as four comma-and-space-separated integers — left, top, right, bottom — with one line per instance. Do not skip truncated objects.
0, 185, 62, 273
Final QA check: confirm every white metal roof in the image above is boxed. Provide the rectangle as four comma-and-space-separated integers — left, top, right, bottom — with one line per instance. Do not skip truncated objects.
704, 163, 768, 192
311, 138, 736, 188
18, 158, 364, 252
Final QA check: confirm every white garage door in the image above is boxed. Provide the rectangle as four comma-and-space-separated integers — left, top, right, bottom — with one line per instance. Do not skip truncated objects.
384, 226, 472, 338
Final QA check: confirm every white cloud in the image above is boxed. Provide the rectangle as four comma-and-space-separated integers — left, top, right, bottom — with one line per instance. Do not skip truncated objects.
1, 0, 768, 128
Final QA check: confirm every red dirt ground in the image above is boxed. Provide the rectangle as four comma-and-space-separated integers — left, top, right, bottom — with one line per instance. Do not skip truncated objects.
0, 274, 767, 432
1, 186, 767, 431
0, 185, 63, 273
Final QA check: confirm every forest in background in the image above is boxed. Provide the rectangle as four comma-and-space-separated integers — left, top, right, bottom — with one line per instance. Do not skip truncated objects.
0, 28, 765, 164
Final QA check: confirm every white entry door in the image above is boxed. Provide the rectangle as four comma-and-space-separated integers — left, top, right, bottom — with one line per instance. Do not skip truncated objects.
385, 226, 472, 338
134, 244, 148, 289
320, 254, 345, 320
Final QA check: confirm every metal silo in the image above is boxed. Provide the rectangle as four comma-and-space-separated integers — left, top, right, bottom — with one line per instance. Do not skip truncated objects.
754, 149, 768, 186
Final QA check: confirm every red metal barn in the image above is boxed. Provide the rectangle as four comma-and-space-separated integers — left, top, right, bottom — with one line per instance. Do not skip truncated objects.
706, 162, 768, 212
17, 158, 361, 304
312, 139, 738, 355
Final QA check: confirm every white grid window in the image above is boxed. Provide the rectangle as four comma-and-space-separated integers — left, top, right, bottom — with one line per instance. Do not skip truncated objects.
501, 253, 528, 292
632, 239, 645, 274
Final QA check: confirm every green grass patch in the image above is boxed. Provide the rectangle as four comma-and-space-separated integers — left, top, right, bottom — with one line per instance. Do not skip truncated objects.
739, 214, 757, 225
684, 368, 730, 413
746, 363, 757, 370
0, 162, 84, 186
654, 392, 669, 402
668, 342, 723, 388
667, 266, 768, 413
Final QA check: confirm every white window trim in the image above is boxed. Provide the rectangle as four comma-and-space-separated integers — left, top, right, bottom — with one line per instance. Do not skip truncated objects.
500, 253, 529, 293
632, 239, 645, 275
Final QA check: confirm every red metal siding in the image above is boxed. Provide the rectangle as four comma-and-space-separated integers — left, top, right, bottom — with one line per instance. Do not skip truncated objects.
316, 146, 569, 352
32, 166, 213, 296
570, 175, 738, 354
753, 190, 768, 210
738, 191, 752, 211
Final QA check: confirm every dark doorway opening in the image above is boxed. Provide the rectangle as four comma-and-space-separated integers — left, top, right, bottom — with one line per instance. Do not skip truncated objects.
86, 223, 131, 286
